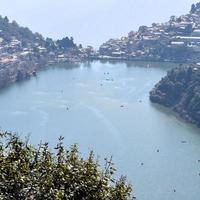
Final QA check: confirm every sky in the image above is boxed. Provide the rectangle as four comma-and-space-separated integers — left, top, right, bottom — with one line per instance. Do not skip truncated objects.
0, 0, 199, 47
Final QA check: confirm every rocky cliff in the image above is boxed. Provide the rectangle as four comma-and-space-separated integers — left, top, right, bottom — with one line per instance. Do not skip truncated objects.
150, 65, 200, 127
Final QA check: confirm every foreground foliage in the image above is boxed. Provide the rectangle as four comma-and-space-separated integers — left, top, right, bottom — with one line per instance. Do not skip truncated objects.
0, 132, 133, 200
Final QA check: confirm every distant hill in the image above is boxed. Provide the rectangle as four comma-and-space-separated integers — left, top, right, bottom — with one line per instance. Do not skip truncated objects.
0, 15, 78, 50
0, 16, 44, 45
95, 1, 200, 63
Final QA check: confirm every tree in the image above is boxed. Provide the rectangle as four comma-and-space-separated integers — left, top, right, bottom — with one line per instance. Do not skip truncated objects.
45, 37, 56, 50
191, 4, 196, 13
56, 37, 76, 50
169, 15, 177, 24
0, 132, 134, 200
12, 20, 19, 27
78, 44, 83, 49
190, 2, 200, 14
4, 16, 9, 23
138, 26, 148, 34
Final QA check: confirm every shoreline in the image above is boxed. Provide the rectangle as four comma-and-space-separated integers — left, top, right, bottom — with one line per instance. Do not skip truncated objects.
89, 55, 193, 65
150, 65, 200, 129
0, 57, 190, 91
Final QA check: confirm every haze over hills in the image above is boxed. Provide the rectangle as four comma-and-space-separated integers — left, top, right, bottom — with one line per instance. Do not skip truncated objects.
0, 0, 199, 47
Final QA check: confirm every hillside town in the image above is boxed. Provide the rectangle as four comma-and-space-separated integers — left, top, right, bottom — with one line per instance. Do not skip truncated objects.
3, 2, 200, 89
0, 16, 90, 89
94, 3, 200, 63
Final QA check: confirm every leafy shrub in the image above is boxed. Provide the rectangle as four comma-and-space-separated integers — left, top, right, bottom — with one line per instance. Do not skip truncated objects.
0, 132, 133, 200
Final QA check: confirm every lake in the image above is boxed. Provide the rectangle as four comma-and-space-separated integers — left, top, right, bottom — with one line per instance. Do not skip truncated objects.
0, 61, 200, 200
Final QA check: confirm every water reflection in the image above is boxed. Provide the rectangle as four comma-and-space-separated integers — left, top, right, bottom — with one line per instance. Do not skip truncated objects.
99, 59, 177, 70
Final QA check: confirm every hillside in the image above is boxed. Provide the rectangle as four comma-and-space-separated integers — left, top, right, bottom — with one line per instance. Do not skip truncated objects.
150, 65, 200, 127
95, 2, 200, 63
0, 15, 90, 89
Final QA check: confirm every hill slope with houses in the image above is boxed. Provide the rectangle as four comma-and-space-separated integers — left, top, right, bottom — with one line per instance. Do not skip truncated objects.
0, 16, 90, 89
95, 2, 200, 63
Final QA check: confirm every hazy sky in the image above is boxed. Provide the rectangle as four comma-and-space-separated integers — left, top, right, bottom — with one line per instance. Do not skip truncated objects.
0, 0, 199, 47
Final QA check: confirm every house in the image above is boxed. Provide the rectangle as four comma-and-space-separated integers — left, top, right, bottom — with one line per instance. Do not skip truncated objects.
191, 29, 200, 36
171, 41, 185, 46
174, 36, 200, 45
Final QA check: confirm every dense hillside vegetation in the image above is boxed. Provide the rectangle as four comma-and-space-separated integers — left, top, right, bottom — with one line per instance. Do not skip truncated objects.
0, 132, 133, 200
150, 65, 200, 127
190, 2, 200, 14
0, 15, 76, 49
0, 16, 43, 45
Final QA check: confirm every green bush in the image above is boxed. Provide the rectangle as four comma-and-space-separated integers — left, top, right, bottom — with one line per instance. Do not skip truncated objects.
0, 132, 133, 200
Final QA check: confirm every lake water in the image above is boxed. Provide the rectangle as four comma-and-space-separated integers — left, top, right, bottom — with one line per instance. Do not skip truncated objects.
0, 61, 200, 200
